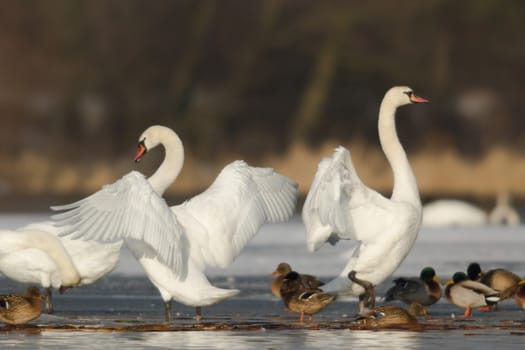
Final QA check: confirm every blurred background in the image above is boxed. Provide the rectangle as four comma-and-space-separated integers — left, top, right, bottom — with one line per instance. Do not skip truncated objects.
1, 0, 524, 212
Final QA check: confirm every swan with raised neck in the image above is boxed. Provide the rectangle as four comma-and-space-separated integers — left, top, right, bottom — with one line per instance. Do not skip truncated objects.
303, 86, 428, 311
378, 86, 424, 205
134, 125, 184, 195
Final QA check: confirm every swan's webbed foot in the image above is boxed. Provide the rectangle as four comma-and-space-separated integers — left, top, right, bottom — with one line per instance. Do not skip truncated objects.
348, 271, 376, 314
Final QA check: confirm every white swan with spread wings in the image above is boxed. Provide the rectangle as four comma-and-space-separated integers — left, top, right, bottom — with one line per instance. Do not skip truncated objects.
53, 125, 298, 321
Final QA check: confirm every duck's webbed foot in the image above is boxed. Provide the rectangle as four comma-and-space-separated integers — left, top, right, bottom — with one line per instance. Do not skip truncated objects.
348, 270, 376, 313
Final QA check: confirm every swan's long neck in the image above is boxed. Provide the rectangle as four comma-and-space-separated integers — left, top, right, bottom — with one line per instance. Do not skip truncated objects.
148, 130, 184, 196
378, 100, 420, 206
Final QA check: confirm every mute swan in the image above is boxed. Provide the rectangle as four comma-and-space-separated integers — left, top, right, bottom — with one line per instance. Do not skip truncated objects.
52, 125, 298, 321
422, 192, 521, 228
0, 229, 81, 313
422, 199, 487, 227
302, 86, 428, 312
488, 192, 520, 226
19, 222, 122, 286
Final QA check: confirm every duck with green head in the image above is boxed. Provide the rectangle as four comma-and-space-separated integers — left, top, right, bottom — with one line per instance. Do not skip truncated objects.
384, 266, 441, 315
467, 262, 521, 311
445, 272, 500, 317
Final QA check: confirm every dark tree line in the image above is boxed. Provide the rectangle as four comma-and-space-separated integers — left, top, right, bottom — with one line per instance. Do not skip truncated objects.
1, 0, 524, 162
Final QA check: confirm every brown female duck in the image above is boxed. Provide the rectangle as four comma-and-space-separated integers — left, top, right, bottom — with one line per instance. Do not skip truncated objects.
384, 266, 441, 315
0, 287, 45, 325
356, 303, 425, 327
279, 271, 334, 322
467, 262, 520, 310
445, 272, 500, 317
271, 262, 324, 299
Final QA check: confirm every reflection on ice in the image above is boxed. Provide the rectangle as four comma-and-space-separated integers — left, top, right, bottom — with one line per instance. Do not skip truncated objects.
30, 329, 421, 350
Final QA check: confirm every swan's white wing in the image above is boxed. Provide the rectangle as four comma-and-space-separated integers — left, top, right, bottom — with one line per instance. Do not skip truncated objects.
303, 146, 393, 252
172, 160, 298, 268
51, 171, 183, 275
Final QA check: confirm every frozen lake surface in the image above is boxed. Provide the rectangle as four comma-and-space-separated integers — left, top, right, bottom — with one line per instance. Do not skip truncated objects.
1, 213, 525, 349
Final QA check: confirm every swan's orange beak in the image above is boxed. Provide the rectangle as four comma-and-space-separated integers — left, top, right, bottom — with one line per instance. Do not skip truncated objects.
410, 93, 429, 103
134, 141, 147, 163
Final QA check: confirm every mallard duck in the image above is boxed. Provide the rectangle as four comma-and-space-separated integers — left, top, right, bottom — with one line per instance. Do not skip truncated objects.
513, 279, 525, 309
384, 266, 441, 314
445, 272, 500, 317
356, 303, 425, 327
0, 287, 45, 325
271, 262, 324, 299
280, 271, 335, 322
467, 262, 520, 310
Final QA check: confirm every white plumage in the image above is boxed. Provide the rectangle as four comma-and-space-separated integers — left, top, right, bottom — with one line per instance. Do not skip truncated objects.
0, 221, 121, 313
302, 86, 428, 311
52, 125, 298, 320
21, 222, 122, 286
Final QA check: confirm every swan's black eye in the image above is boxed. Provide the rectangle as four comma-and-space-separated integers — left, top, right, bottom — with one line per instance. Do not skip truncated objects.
138, 139, 146, 150
403, 91, 413, 97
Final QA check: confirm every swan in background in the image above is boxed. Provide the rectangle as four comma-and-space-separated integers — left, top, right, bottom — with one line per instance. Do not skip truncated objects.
422, 191, 520, 228
422, 199, 487, 227
0, 228, 81, 313
488, 191, 520, 226
53, 125, 298, 321
302, 86, 428, 312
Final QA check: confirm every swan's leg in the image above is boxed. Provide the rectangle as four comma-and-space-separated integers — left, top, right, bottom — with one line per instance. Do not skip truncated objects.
299, 311, 305, 322
45, 288, 54, 314
348, 271, 376, 313
195, 306, 202, 322
164, 300, 172, 322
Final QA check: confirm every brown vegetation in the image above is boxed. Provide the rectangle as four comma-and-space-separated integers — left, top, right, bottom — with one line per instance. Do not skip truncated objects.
0, 1, 524, 205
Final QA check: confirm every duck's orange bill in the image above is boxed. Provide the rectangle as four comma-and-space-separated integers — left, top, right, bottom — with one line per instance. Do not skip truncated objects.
134, 143, 146, 162
410, 93, 429, 103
